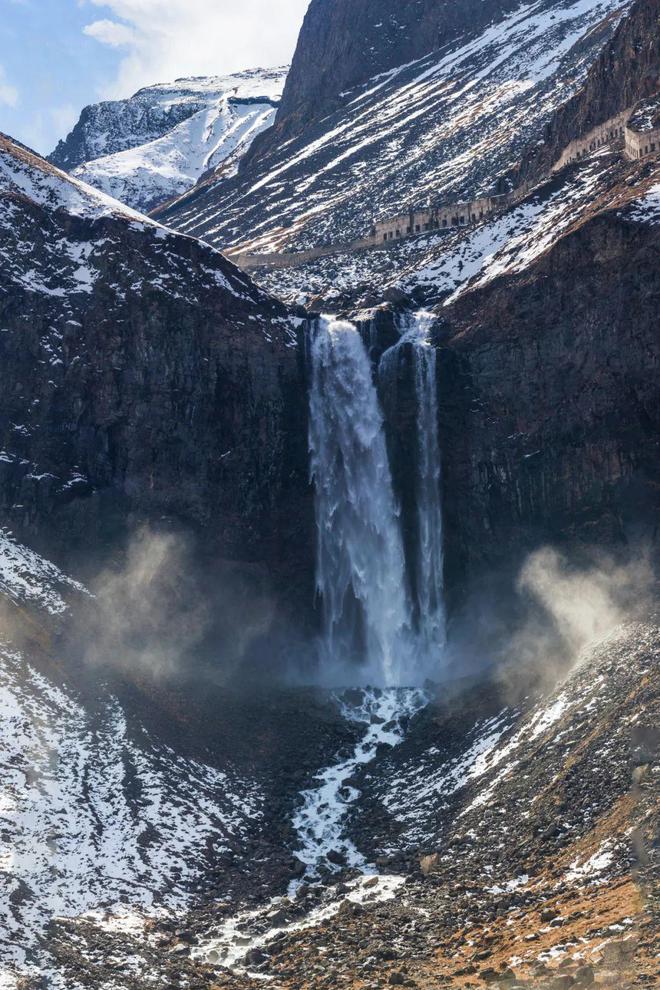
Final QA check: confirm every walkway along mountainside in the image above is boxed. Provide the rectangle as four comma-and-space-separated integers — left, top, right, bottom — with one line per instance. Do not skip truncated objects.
228, 93, 660, 272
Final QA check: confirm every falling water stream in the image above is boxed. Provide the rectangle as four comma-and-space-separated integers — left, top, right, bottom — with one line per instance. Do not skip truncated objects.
309, 312, 446, 686
308, 316, 413, 686
402, 310, 447, 656
297, 311, 446, 883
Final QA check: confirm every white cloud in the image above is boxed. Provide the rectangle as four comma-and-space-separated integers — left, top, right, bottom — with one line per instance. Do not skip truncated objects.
0, 65, 19, 108
83, 0, 309, 98
83, 19, 137, 48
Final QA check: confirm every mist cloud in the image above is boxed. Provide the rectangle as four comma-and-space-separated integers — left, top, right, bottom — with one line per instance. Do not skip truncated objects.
494, 546, 655, 699
517, 546, 653, 657
84, 527, 210, 681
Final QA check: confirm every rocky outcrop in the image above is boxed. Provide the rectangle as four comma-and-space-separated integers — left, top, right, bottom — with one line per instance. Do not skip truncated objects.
518, 0, 660, 181
0, 135, 314, 640
265, 0, 524, 144
435, 207, 659, 593
49, 69, 288, 213
49, 82, 211, 172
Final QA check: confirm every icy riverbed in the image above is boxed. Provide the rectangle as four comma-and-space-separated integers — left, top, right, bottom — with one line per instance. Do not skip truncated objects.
291, 687, 428, 882
196, 687, 426, 974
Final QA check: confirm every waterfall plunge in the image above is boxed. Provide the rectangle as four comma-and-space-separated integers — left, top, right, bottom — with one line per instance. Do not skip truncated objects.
309, 314, 446, 686
406, 312, 447, 656
309, 316, 412, 686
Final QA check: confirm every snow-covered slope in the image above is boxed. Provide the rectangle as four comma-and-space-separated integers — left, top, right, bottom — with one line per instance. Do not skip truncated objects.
50, 68, 288, 213
252, 146, 657, 307
0, 132, 288, 317
393, 150, 660, 302
3, 608, 651, 990
0, 536, 263, 985
160, 0, 632, 253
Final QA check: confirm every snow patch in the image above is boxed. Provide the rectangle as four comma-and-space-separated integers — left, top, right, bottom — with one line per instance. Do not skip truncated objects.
0, 529, 87, 614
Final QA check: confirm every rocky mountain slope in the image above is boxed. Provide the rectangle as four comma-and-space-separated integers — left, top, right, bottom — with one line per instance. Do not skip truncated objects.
49, 68, 287, 212
0, 532, 655, 989
268, 0, 525, 142
0, 134, 312, 658
157, 0, 633, 255
518, 0, 660, 181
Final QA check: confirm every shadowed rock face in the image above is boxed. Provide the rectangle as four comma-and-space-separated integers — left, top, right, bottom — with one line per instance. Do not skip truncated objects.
269, 0, 524, 142
436, 210, 659, 591
0, 136, 314, 639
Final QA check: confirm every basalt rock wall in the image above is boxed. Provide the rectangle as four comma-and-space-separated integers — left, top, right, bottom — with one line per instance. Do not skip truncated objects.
369, 210, 658, 604
0, 139, 316, 661
437, 211, 659, 594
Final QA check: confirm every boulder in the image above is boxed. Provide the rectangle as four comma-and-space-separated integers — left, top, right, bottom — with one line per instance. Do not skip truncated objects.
419, 854, 441, 876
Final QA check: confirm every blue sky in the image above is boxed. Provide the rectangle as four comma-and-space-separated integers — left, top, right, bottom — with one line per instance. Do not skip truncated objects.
0, 0, 309, 155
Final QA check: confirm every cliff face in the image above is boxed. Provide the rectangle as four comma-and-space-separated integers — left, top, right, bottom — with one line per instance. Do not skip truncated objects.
435, 207, 659, 593
519, 0, 660, 180
0, 136, 313, 631
271, 0, 522, 141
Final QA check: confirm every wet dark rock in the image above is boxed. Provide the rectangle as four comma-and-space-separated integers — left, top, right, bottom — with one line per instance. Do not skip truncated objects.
245, 948, 269, 966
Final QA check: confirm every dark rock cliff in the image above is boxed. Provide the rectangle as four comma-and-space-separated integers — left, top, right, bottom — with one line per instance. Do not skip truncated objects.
0, 136, 314, 654
518, 0, 660, 180
436, 208, 659, 594
250, 0, 523, 151
367, 180, 658, 606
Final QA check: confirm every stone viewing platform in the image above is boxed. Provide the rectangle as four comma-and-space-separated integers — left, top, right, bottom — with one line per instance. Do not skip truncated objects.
624, 94, 660, 159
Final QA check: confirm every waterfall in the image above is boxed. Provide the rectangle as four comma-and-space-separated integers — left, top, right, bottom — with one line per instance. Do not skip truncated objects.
308, 312, 445, 685
308, 316, 412, 686
408, 313, 447, 654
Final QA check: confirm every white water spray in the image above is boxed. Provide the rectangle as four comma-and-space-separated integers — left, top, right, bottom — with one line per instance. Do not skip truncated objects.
309, 316, 413, 686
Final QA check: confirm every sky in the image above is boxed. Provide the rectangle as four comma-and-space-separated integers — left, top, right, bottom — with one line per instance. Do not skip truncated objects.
0, 0, 309, 155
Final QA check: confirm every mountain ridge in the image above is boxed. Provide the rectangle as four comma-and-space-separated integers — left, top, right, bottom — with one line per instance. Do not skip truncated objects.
49, 67, 288, 212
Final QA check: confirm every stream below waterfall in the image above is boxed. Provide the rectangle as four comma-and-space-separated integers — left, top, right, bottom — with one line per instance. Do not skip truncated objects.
196, 687, 425, 973
290, 687, 427, 885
